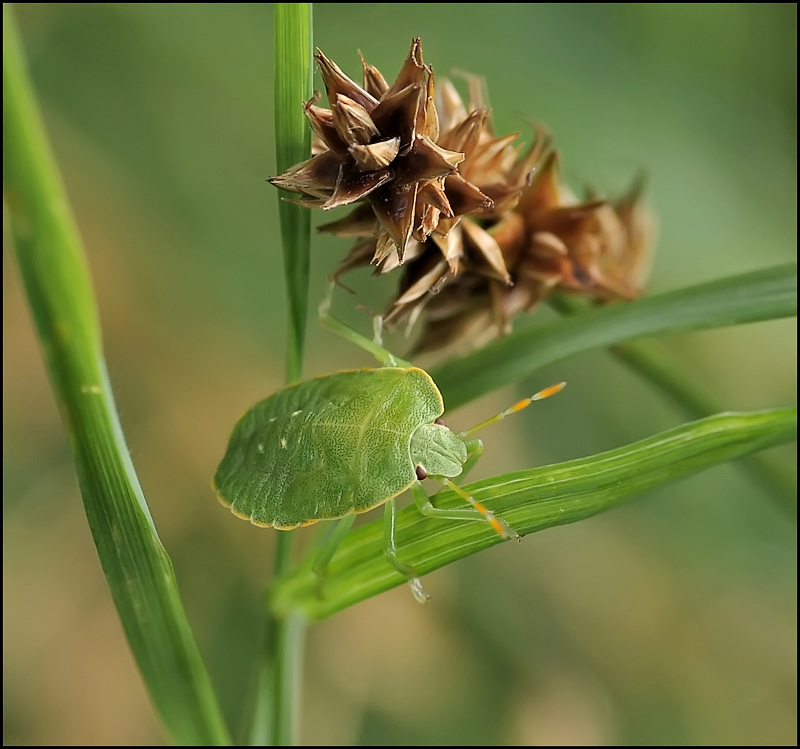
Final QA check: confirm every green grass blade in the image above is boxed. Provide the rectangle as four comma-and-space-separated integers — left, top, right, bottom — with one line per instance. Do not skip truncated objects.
547, 295, 797, 519
433, 264, 797, 410
274, 2, 313, 384
610, 341, 797, 519
250, 4, 313, 747
269, 406, 796, 619
3, 7, 231, 745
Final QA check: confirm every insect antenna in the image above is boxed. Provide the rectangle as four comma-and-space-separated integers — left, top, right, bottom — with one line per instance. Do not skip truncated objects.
458, 382, 567, 437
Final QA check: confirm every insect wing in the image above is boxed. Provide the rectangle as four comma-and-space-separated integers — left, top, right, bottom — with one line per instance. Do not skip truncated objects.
214, 368, 443, 527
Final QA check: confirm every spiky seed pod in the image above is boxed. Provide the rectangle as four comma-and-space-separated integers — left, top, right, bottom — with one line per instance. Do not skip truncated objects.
325, 72, 552, 308
402, 153, 655, 354
270, 37, 654, 356
270, 39, 487, 263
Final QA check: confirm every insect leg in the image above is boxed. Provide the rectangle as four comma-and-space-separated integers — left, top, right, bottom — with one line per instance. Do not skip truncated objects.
311, 514, 355, 598
454, 438, 485, 485
411, 479, 518, 540
318, 282, 413, 368
383, 500, 429, 603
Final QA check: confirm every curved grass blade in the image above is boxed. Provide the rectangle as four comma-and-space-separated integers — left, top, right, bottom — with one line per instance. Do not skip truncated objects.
433, 264, 797, 410
3, 7, 231, 744
609, 342, 797, 519
270, 406, 796, 619
548, 295, 797, 519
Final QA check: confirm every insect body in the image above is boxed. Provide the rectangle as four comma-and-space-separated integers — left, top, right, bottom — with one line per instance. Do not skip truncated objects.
214, 287, 564, 602
214, 366, 468, 529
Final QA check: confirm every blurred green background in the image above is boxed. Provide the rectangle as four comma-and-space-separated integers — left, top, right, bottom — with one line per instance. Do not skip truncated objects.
3, 3, 796, 745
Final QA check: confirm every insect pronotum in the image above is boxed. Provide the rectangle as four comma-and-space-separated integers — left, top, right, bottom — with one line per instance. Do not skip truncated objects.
214, 289, 564, 602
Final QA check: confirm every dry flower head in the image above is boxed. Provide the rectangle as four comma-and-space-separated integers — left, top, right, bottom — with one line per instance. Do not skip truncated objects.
270, 38, 655, 354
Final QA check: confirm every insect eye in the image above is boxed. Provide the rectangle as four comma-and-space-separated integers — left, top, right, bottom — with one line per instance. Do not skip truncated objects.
434, 418, 446, 426
415, 465, 428, 481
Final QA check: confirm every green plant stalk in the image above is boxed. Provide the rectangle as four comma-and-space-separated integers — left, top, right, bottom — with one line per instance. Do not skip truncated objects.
275, 2, 313, 385
548, 295, 797, 519
433, 264, 797, 410
270, 406, 796, 619
250, 4, 313, 747
2, 6, 230, 745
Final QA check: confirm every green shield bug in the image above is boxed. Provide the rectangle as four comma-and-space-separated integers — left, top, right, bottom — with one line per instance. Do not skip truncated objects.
214, 289, 564, 602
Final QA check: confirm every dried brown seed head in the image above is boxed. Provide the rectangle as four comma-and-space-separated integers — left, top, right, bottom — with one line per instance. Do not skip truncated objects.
270, 39, 491, 262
